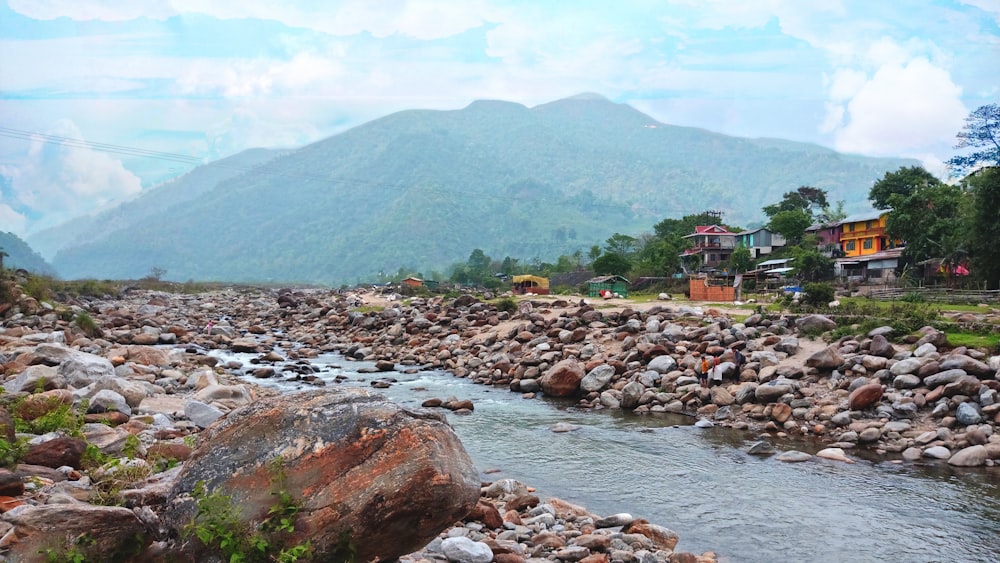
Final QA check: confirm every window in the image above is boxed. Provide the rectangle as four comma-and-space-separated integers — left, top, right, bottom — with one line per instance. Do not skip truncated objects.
866, 220, 874, 229
848, 223, 855, 232
709, 254, 717, 262
863, 238, 873, 250
845, 240, 856, 251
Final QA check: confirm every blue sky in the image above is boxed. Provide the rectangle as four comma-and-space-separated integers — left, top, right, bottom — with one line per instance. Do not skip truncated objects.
1, 0, 998, 237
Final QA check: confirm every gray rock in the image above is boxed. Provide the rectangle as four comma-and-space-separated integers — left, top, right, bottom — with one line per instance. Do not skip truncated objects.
183, 399, 224, 428
795, 314, 836, 332
892, 374, 921, 389
830, 411, 852, 427
901, 447, 922, 461
440, 536, 494, 563
647, 355, 678, 374
923, 446, 952, 459
805, 347, 843, 370
620, 381, 645, 410
868, 334, 895, 358
890, 358, 924, 376
923, 369, 967, 388
776, 450, 813, 462
34, 343, 116, 387
940, 354, 993, 377
580, 364, 617, 392
4, 364, 64, 393
858, 427, 881, 442
746, 441, 775, 455
595, 513, 634, 527
89, 389, 132, 416
755, 383, 792, 403
774, 337, 799, 355
955, 402, 983, 425
735, 382, 758, 404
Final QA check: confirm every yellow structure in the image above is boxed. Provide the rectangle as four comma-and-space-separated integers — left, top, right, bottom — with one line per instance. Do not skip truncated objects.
512, 275, 550, 295
840, 213, 892, 257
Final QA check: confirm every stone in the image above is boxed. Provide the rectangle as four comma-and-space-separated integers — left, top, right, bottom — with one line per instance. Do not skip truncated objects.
774, 337, 799, 355
892, 374, 921, 390
183, 399, 225, 428
580, 364, 616, 393
771, 403, 792, 423
955, 402, 983, 426
620, 381, 646, 410
923, 446, 952, 460
32, 343, 116, 387
947, 445, 988, 467
776, 450, 812, 462
539, 359, 584, 398
165, 388, 480, 562
89, 389, 132, 416
868, 334, 895, 358
816, 448, 855, 463
647, 355, 678, 374
620, 519, 679, 551
795, 315, 836, 332
848, 383, 883, 410
755, 383, 792, 403
441, 536, 494, 563
805, 346, 843, 370
23, 437, 87, 469
939, 355, 993, 377
890, 358, 924, 376
1, 504, 148, 561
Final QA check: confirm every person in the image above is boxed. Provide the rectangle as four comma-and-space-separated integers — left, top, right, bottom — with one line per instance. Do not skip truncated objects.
204, 319, 214, 335
711, 354, 723, 386
699, 355, 710, 389
733, 348, 744, 378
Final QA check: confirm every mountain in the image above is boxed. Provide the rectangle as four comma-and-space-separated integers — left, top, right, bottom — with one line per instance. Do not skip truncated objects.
28, 148, 285, 260
45, 94, 916, 284
0, 232, 56, 276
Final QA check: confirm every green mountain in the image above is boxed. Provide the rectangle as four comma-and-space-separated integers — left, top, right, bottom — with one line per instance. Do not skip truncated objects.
45, 94, 916, 284
28, 148, 284, 260
0, 232, 56, 276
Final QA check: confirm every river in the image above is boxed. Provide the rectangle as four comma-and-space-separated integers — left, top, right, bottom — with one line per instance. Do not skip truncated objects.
215, 350, 1000, 563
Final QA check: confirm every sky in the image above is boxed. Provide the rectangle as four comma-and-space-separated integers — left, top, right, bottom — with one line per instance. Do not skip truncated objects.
1, 0, 998, 238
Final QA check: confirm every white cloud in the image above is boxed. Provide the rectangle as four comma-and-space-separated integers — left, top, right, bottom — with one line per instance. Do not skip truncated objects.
831, 58, 967, 158
0, 120, 142, 235
0, 203, 28, 236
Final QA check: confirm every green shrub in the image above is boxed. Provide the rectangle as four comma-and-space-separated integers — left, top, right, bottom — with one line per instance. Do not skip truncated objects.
901, 291, 926, 303
73, 311, 102, 338
0, 437, 27, 468
802, 282, 835, 307
495, 297, 517, 313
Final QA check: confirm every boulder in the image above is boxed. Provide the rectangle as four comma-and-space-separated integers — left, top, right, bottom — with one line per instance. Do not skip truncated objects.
939, 355, 993, 378
805, 346, 843, 370
848, 383, 883, 410
868, 334, 895, 358
1, 504, 148, 561
646, 355, 678, 374
165, 388, 480, 562
947, 445, 988, 467
620, 518, 679, 551
755, 383, 792, 403
795, 315, 836, 333
539, 360, 584, 398
580, 364, 616, 393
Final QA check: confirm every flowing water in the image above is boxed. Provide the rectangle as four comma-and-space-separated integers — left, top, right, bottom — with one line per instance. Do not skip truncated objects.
215, 350, 1000, 563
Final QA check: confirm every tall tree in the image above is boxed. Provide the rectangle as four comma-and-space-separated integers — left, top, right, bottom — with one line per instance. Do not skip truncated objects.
869, 166, 942, 210
762, 186, 829, 219
592, 253, 631, 276
965, 167, 1000, 288
885, 183, 966, 265
604, 233, 638, 257
947, 103, 1000, 175
729, 245, 753, 274
767, 209, 812, 245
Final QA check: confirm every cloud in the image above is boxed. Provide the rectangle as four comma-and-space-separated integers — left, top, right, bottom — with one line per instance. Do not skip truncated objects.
828, 58, 967, 159
0, 120, 142, 235
7, 0, 176, 21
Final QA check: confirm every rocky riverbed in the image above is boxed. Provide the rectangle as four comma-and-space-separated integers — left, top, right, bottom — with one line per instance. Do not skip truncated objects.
0, 281, 997, 561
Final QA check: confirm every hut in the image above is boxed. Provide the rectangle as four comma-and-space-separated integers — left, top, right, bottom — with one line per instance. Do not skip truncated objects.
588, 275, 629, 298
512, 275, 550, 295
401, 277, 423, 288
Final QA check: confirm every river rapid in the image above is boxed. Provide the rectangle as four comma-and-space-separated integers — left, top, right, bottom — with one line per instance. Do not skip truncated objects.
215, 350, 1000, 563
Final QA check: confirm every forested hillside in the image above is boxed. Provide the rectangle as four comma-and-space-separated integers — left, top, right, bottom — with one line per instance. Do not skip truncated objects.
46, 94, 917, 284
0, 232, 55, 276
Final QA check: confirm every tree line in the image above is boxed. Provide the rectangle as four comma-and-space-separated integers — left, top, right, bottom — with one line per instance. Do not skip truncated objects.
384, 103, 1000, 291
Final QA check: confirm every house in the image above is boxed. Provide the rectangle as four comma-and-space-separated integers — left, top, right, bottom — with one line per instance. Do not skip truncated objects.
588, 275, 629, 298
401, 277, 423, 288
679, 225, 738, 268
735, 227, 786, 258
838, 212, 897, 258
835, 248, 903, 281
512, 275, 550, 295
805, 221, 844, 257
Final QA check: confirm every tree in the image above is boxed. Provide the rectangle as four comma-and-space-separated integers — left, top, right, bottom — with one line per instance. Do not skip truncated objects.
587, 245, 602, 264
604, 233, 637, 257
592, 253, 631, 276
885, 182, 966, 265
729, 245, 753, 274
767, 209, 812, 245
791, 246, 834, 281
947, 103, 1000, 175
869, 166, 942, 210
965, 167, 1000, 288
763, 186, 829, 219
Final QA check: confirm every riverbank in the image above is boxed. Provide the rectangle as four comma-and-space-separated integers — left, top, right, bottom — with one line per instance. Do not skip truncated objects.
0, 284, 724, 561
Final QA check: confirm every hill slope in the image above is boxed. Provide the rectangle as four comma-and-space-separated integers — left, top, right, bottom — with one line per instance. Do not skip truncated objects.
47, 95, 915, 284
0, 232, 56, 276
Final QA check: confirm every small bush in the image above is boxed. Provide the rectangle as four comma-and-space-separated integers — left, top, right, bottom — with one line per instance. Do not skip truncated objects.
901, 291, 926, 303
73, 311, 102, 338
495, 297, 517, 313
802, 282, 835, 307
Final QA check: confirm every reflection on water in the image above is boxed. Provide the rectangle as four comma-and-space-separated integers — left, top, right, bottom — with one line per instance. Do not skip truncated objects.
218, 351, 1000, 563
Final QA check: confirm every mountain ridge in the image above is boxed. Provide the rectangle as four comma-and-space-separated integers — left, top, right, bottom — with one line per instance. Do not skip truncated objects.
42, 94, 917, 284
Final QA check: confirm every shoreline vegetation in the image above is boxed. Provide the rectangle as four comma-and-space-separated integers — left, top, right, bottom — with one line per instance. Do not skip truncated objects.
0, 275, 997, 561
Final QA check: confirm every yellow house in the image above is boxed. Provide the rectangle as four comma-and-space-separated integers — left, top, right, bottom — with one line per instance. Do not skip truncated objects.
840, 212, 894, 257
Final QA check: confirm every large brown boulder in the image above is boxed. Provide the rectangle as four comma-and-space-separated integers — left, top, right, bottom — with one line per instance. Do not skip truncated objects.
539, 359, 584, 397
165, 388, 480, 562
1, 504, 148, 562
848, 383, 884, 410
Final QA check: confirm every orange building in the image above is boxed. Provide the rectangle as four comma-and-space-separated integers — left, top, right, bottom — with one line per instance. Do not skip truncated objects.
839, 212, 895, 257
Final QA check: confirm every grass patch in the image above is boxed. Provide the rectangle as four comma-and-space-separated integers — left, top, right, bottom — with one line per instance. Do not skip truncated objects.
944, 331, 1000, 351
350, 305, 384, 314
